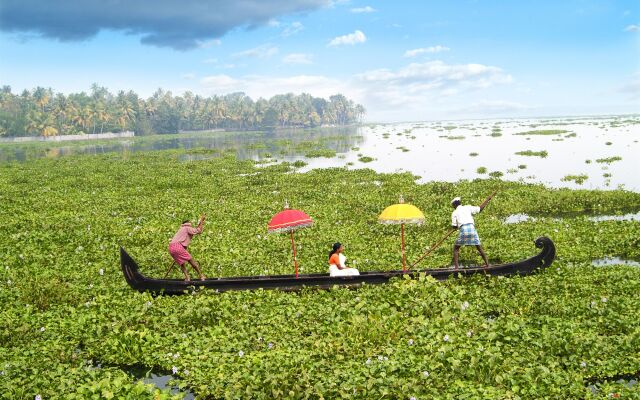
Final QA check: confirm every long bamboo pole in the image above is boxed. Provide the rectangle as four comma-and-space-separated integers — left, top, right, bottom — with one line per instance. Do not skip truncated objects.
290, 230, 299, 278
401, 223, 406, 272
410, 191, 498, 268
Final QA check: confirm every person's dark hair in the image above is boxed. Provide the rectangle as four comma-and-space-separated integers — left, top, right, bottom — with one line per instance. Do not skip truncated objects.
329, 242, 342, 259
182, 219, 190, 224
452, 200, 461, 208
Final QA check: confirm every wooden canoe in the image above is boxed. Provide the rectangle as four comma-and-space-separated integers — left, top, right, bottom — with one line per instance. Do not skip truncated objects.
120, 236, 555, 295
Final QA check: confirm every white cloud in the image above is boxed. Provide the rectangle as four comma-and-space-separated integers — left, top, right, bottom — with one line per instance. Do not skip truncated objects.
463, 100, 533, 114
268, 19, 281, 27
233, 44, 278, 58
624, 24, 639, 32
328, 30, 366, 46
282, 21, 304, 37
198, 59, 514, 121
351, 6, 376, 13
200, 74, 347, 99
282, 53, 313, 64
404, 45, 450, 57
181, 73, 196, 80
197, 39, 221, 48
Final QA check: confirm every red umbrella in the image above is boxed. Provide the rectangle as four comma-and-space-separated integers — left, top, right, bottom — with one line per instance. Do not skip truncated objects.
267, 201, 313, 278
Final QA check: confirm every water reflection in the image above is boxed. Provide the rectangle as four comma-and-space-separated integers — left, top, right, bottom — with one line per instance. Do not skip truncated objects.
503, 211, 640, 224
2, 115, 638, 191
0, 126, 363, 164
591, 257, 640, 267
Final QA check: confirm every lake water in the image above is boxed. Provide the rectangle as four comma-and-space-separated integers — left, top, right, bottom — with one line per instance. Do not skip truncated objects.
1, 115, 638, 191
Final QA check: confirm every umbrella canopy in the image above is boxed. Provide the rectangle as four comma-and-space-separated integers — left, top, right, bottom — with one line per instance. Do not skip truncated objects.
378, 204, 425, 225
267, 201, 313, 278
268, 209, 314, 233
378, 195, 425, 271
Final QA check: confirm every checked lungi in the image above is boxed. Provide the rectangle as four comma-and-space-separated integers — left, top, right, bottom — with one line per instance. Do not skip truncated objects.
455, 223, 481, 246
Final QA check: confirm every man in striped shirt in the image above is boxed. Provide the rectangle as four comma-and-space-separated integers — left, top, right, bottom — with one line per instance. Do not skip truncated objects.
451, 197, 489, 270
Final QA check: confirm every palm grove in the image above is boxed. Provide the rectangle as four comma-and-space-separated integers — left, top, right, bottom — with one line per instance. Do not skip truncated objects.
0, 84, 366, 137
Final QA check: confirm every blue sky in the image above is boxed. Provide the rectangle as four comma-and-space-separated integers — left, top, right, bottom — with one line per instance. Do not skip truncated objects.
0, 0, 638, 121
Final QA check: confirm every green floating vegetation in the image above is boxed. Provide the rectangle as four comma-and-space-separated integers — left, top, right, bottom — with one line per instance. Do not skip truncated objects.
292, 160, 308, 168
442, 135, 465, 140
518, 164, 527, 169
515, 150, 549, 158
305, 149, 337, 158
514, 130, 570, 136
476, 166, 488, 174
2, 151, 640, 399
605, 142, 613, 146
469, 152, 479, 157
565, 133, 577, 138
396, 146, 410, 152
595, 156, 622, 164
358, 156, 375, 163
561, 174, 589, 185
489, 171, 504, 178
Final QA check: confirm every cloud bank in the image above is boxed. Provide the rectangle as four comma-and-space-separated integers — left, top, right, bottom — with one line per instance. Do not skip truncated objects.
0, 0, 329, 50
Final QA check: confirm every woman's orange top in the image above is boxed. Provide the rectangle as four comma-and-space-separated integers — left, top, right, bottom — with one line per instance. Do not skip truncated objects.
329, 253, 340, 266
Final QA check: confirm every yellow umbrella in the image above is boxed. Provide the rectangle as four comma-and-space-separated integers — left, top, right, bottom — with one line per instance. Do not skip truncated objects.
378, 195, 425, 271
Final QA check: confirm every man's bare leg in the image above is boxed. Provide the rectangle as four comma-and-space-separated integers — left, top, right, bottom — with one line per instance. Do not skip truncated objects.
475, 245, 489, 269
188, 259, 206, 281
179, 264, 191, 282
453, 244, 461, 270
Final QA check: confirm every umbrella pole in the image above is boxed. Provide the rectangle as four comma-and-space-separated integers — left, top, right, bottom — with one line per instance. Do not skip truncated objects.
401, 223, 406, 272
290, 230, 299, 278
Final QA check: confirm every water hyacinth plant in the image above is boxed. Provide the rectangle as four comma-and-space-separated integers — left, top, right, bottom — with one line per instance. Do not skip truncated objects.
0, 151, 639, 398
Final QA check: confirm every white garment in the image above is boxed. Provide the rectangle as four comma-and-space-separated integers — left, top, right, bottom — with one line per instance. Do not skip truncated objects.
451, 205, 480, 228
329, 253, 360, 276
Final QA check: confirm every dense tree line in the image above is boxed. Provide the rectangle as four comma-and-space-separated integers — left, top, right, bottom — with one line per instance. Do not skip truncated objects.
0, 84, 366, 137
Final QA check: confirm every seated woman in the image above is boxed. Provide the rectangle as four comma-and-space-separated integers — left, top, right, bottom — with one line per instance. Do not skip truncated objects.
328, 242, 360, 277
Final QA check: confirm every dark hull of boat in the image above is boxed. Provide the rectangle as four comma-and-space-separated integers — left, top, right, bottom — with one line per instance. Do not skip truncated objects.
120, 236, 555, 295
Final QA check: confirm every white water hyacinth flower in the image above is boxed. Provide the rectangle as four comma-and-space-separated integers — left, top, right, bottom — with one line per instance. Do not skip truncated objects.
443, 335, 450, 342
461, 301, 470, 311
423, 371, 430, 377
40, 327, 45, 332
580, 361, 587, 368
35, 395, 42, 400
172, 366, 178, 375
184, 369, 190, 376
268, 343, 274, 349
6, 280, 11, 285
238, 350, 244, 357
467, 331, 473, 337
98, 269, 104, 276
601, 297, 608, 303
408, 339, 414, 345
377, 355, 384, 361
365, 358, 371, 365
409, 396, 417, 400
173, 353, 179, 359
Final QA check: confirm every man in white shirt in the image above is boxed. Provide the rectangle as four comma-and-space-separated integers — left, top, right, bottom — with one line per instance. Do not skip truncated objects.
451, 197, 489, 270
